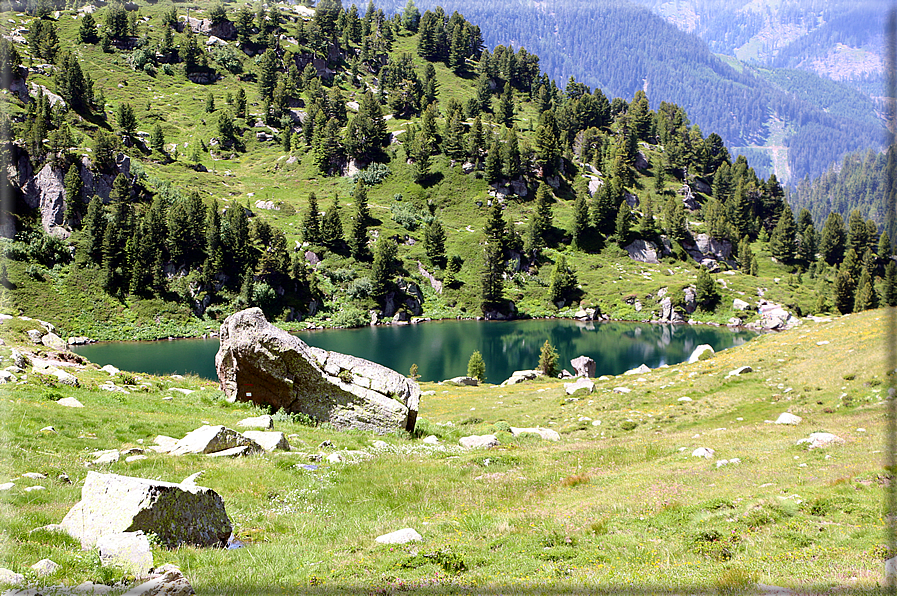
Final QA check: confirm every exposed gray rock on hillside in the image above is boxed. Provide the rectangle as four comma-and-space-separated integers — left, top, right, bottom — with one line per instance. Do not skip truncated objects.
215, 308, 419, 433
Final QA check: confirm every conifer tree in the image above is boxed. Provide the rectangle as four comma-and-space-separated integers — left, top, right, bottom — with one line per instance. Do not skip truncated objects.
235, 88, 247, 119
502, 127, 521, 180
615, 200, 632, 246
638, 195, 657, 238
498, 82, 514, 126
349, 204, 370, 261
884, 261, 897, 307
204, 92, 216, 113
109, 173, 130, 204
302, 193, 322, 246
480, 243, 504, 313
257, 49, 278, 101
484, 141, 502, 184
695, 266, 720, 311
424, 219, 447, 268
82, 195, 106, 265
770, 208, 796, 263
879, 231, 892, 258
820, 212, 847, 265
475, 73, 491, 113
534, 111, 561, 175
798, 222, 817, 264
63, 164, 83, 227
525, 182, 553, 253
370, 236, 396, 304
321, 194, 344, 252
847, 209, 868, 255
853, 267, 877, 312
78, 13, 99, 44
149, 124, 165, 153
467, 115, 485, 161
202, 200, 223, 284
548, 255, 576, 306
537, 340, 559, 377
484, 201, 507, 252
832, 267, 855, 314
467, 350, 486, 382
663, 195, 688, 242
116, 102, 137, 138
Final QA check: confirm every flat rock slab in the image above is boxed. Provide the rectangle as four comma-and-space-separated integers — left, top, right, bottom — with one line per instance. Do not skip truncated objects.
444, 376, 479, 386
774, 413, 802, 425
510, 427, 560, 441
375, 528, 422, 544
798, 432, 844, 449
30, 558, 59, 577
0, 568, 24, 585
57, 397, 84, 407
96, 531, 154, 576
564, 378, 594, 395
170, 425, 262, 456
60, 471, 231, 549
237, 414, 273, 429
459, 435, 499, 449
727, 366, 753, 377
122, 563, 193, 596
241, 431, 290, 452
688, 345, 714, 363
500, 370, 542, 386
207, 445, 258, 458
623, 364, 651, 375
692, 447, 715, 459
216, 308, 419, 433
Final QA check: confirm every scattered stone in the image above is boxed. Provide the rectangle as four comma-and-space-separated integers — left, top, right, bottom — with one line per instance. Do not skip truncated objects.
318, 440, 333, 449
691, 447, 715, 459
510, 427, 560, 441
122, 563, 194, 596
237, 414, 274, 429
149, 435, 178, 454
74, 580, 114, 594
101, 365, 120, 375
68, 336, 93, 346
444, 376, 479, 386
41, 332, 67, 350
727, 366, 753, 377
0, 568, 24, 585
216, 308, 419, 433
22, 472, 46, 480
500, 370, 542, 386
35, 367, 80, 387
623, 363, 651, 375
27, 329, 44, 344
775, 413, 802, 425
326, 453, 344, 463
459, 435, 499, 449
375, 528, 422, 545
732, 299, 751, 311
24, 485, 45, 492
797, 432, 845, 449
207, 445, 258, 458
241, 431, 290, 452
0, 370, 16, 384
422, 436, 439, 445
560, 376, 592, 395
371, 440, 389, 449
687, 345, 714, 363
59, 471, 232, 548
57, 397, 84, 408
30, 558, 59, 577
613, 387, 631, 394
96, 531, 154, 576
570, 356, 596, 380
125, 455, 148, 463
716, 458, 741, 468
93, 449, 121, 464
169, 388, 195, 395
678, 396, 693, 402
169, 425, 262, 456
756, 583, 795, 595
816, 340, 829, 346
0, 482, 14, 490
11, 349, 30, 369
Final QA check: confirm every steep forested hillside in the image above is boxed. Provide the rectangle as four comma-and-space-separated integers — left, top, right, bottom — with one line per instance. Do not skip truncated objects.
1, 0, 893, 342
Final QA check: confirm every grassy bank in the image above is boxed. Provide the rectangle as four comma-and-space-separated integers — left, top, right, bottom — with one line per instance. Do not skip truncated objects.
0, 308, 891, 594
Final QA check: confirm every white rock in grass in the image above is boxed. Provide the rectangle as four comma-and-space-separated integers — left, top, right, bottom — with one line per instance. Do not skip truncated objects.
241, 431, 290, 452
797, 432, 845, 449
24, 485, 45, 492
688, 345, 714, 363
149, 435, 178, 454
459, 434, 499, 449
422, 436, 439, 445
775, 413, 802, 425
372, 440, 390, 449
727, 366, 753, 377
170, 425, 262, 456
691, 447, 715, 459
613, 387, 631, 394
623, 364, 651, 375
510, 427, 560, 441
96, 531, 154, 576
122, 564, 193, 596
206, 445, 257, 458
678, 396, 693, 402
885, 556, 897, 580
237, 414, 273, 429
22, 472, 46, 479
31, 558, 59, 577
375, 528, 422, 544
169, 387, 194, 395
101, 365, 120, 375
0, 482, 14, 491
0, 568, 24, 585
57, 397, 84, 408
125, 455, 147, 463
564, 378, 594, 395
93, 450, 120, 464
75, 581, 114, 594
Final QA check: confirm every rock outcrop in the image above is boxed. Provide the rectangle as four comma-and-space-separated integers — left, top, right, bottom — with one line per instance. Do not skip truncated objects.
60, 471, 231, 549
215, 308, 419, 433
570, 355, 596, 378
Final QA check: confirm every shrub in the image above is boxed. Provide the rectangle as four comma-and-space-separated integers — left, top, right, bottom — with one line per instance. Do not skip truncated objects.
537, 340, 559, 377
353, 163, 391, 186
331, 306, 369, 328
467, 350, 486, 382
346, 277, 372, 299
391, 201, 434, 231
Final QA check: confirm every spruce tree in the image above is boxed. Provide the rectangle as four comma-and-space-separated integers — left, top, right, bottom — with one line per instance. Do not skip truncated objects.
548, 255, 576, 306
695, 266, 720, 311
525, 182, 553, 253
349, 206, 370, 261
202, 200, 223, 284
484, 141, 502, 184
302, 193, 322, 246
78, 13, 99, 44
467, 350, 486, 382
484, 201, 507, 252
321, 194, 344, 252
480, 243, 504, 313
498, 82, 514, 127
853, 267, 877, 312
885, 261, 897, 307
116, 102, 137, 137
424, 219, 447, 268
879, 231, 892, 258
63, 164, 83, 227
769, 208, 796, 263
257, 50, 278, 102
798, 222, 817, 264
370, 236, 396, 304
615, 200, 632, 246
820, 212, 847, 265
638, 195, 657, 238
847, 209, 867, 255
82, 195, 106, 264
537, 340, 559, 377
149, 124, 165, 153
832, 267, 855, 314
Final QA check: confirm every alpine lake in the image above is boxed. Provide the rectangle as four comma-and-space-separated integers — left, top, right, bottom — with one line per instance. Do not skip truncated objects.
72, 319, 757, 384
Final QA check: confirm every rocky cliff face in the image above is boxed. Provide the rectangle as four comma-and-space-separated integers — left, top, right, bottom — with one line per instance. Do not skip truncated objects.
215, 308, 420, 433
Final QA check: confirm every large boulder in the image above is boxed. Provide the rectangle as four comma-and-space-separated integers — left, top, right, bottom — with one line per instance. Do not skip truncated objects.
60, 472, 231, 549
169, 425, 262, 456
215, 308, 419, 433
571, 355, 596, 378
623, 239, 660, 264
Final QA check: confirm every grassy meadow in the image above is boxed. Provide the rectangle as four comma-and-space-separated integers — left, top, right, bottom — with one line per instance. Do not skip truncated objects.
0, 308, 893, 594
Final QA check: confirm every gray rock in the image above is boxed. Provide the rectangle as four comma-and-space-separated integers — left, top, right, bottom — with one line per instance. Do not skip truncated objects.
0, 482, 14, 491
57, 396, 84, 407
659, 297, 687, 323
96, 531, 154, 576
59, 471, 231, 549
459, 435, 499, 449
624, 364, 651, 376
0, 568, 23, 585
564, 378, 594, 395
691, 447, 715, 459
510, 427, 560, 441
93, 449, 121, 464
241, 431, 290, 452
215, 308, 420, 433
623, 239, 659, 264
732, 298, 751, 311
122, 563, 194, 596
170, 425, 262, 456
41, 332, 66, 350
375, 528, 422, 544
727, 366, 753, 377
499, 370, 542, 387
679, 184, 699, 210
74, 580, 114, 594
30, 558, 59, 577
11, 350, 30, 369
21, 162, 67, 235
0, 370, 18, 384
444, 376, 478, 386
683, 287, 697, 314
687, 345, 714, 363
22, 472, 46, 480
797, 432, 844, 449
207, 445, 258, 458
149, 436, 178, 454
69, 336, 93, 346
35, 366, 79, 387
101, 365, 120, 376
774, 413, 802, 425
237, 414, 274, 429
26, 329, 44, 344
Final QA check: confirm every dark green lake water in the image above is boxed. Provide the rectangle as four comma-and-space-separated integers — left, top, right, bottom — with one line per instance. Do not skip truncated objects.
72, 319, 756, 383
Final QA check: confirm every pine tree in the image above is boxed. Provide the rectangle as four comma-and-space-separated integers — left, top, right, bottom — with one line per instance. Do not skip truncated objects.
204, 92, 215, 113
321, 194, 344, 252
847, 209, 867, 255
769, 208, 797, 263
480, 243, 504, 313
534, 111, 561, 175
498, 82, 514, 127
403, 0, 421, 32
502, 127, 521, 180
78, 13, 99, 43
202, 200, 223, 284
82, 195, 106, 264
525, 182, 553, 253
832, 267, 855, 314
638, 195, 657, 239
548, 255, 576, 306
853, 267, 877, 312
116, 102, 137, 137
695, 266, 720, 311
884, 261, 897, 307
424, 219, 447, 268
571, 184, 590, 250
235, 88, 247, 119
484, 141, 502, 183
615, 200, 632, 246
663, 195, 688, 242
537, 340, 559, 377
370, 236, 396, 304
820, 212, 847, 265
798, 222, 817, 264
467, 350, 486, 382
879, 231, 892, 258
302, 192, 322, 246
63, 164, 83, 227
349, 205, 370, 261
257, 49, 278, 102
484, 201, 507, 252
109, 173, 130, 204
149, 124, 165, 153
